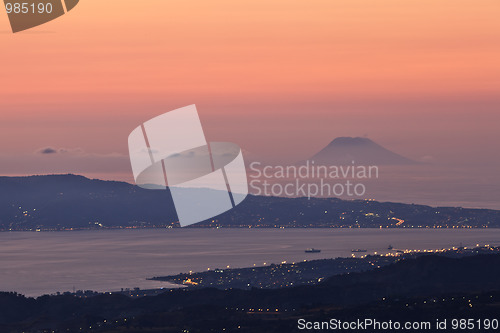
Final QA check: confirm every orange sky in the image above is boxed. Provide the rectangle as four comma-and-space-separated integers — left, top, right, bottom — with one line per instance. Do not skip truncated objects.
1, 0, 500, 178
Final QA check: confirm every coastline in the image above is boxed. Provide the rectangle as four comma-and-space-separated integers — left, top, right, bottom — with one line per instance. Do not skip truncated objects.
4, 244, 498, 299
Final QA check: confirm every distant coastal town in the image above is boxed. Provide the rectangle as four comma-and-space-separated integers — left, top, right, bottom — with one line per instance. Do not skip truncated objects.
2, 175, 500, 231
61, 245, 499, 299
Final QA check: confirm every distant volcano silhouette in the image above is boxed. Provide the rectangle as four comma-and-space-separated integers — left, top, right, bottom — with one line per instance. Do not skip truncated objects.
307, 137, 417, 165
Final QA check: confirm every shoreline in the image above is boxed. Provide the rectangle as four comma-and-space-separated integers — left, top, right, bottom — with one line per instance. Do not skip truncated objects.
5, 245, 498, 299
148, 245, 499, 291
1, 225, 498, 233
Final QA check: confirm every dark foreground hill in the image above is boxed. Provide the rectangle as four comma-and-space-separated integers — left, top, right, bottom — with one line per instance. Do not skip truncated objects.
1, 174, 500, 230
1, 254, 500, 332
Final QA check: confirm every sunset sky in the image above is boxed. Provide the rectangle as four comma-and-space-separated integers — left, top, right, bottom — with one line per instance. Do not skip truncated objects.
1, 0, 499, 182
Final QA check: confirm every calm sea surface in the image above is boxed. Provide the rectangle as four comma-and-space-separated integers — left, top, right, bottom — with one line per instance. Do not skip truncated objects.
1, 228, 499, 297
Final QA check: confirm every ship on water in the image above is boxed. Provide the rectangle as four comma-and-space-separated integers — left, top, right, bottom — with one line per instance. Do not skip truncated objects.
305, 248, 321, 253
351, 249, 367, 253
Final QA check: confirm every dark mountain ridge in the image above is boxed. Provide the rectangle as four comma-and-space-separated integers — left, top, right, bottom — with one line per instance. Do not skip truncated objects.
0, 174, 499, 230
